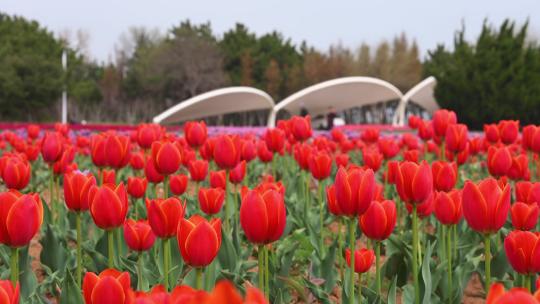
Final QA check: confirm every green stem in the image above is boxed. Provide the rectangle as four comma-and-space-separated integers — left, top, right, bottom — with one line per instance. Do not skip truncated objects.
137, 253, 143, 290
318, 181, 324, 254
107, 230, 114, 268
163, 175, 169, 198
376, 241, 381, 296
338, 218, 344, 284
412, 205, 420, 304
525, 274, 531, 292
304, 171, 310, 220
10, 247, 18, 287
441, 140, 446, 161
196, 267, 204, 290
348, 218, 356, 304
265, 245, 270, 299
447, 225, 453, 303
258, 245, 265, 293
484, 234, 491, 293
116, 228, 123, 258
358, 272, 363, 304
49, 167, 54, 222
76, 212, 82, 287
225, 171, 231, 233
163, 238, 170, 291
453, 225, 457, 262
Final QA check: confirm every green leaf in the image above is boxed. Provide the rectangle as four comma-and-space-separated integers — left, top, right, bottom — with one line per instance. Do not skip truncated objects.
59, 269, 84, 304
388, 276, 398, 304
40, 224, 68, 274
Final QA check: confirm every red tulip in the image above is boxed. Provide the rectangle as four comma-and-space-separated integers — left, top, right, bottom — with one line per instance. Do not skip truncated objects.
445, 123, 468, 152
101, 169, 116, 184
377, 138, 400, 159
64, 171, 97, 211
361, 128, 379, 143
504, 230, 540, 275
198, 187, 225, 215
395, 161, 433, 204
326, 185, 342, 216
0, 191, 43, 247
210, 170, 227, 190
41, 132, 64, 163
27, 124, 40, 139
184, 121, 207, 148
123, 219, 156, 252
308, 151, 332, 180
240, 189, 286, 244
24, 144, 40, 162
486, 283, 540, 304
0, 154, 30, 190
431, 161, 457, 192
127, 177, 147, 199
146, 197, 186, 238
177, 215, 221, 267
188, 160, 208, 182
88, 183, 129, 230
90, 134, 107, 168
405, 194, 435, 218
417, 120, 434, 141
241, 139, 257, 162
408, 115, 421, 129
363, 150, 383, 172
229, 160, 247, 184
151, 141, 182, 176
129, 151, 145, 171
345, 248, 374, 273
403, 149, 421, 163
144, 156, 164, 184
522, 125, 540, 153
484, 124, 500, 143
511, 202, 539, 231
334, 167, 375, 216
214, 135, 241, 170
169, 174, 188, 196
335, 153, 349, 168
0, 280, 19, 303
52, 146, 77, 175
83, 269, 133, 304
434, 190, 462, 225
257, 140, 273, 163
105, 133, 131, 169
360, 200, 396, 241
515, 181, 540, 205
264, 128, 285, 153
200, 138, 216, 161
136, 123, 162, 149
498, 120, 519, 145
508, 154, 530, 181
462, 178, 511, 234
487, 146, 512, 177
294, 143, 313, 170
432, 109, 457, 137
290, 115, 312, 141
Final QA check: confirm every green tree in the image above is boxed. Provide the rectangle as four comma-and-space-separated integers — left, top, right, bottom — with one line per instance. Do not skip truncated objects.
0, 13, 64, 120
424, 20, 540, 129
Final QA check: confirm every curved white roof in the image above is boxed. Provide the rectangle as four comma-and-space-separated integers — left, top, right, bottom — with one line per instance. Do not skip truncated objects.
393, 76, 439, 125
268, 77, 403, 127
153, 87, 275, 124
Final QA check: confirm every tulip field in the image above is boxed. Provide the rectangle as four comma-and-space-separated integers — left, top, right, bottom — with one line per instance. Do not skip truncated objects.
2, 111, 540, 303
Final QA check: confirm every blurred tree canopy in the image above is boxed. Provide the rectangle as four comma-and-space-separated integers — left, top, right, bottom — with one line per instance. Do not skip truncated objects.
424, 20, 540, 129
0, 13, 102, 121
0, 13, 425, 123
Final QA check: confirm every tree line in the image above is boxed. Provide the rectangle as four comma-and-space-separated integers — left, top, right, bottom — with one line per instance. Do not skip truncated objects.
1, 13, 539, 128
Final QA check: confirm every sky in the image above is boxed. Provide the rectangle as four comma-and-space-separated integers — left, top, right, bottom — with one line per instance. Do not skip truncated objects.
3, 0, 539, 63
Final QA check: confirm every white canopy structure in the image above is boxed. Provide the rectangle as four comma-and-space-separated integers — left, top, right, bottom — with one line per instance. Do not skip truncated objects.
267, 77, 403, 127
153, 87, 275, 124
268, 76, 439, 127
393, 76, 439, 125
